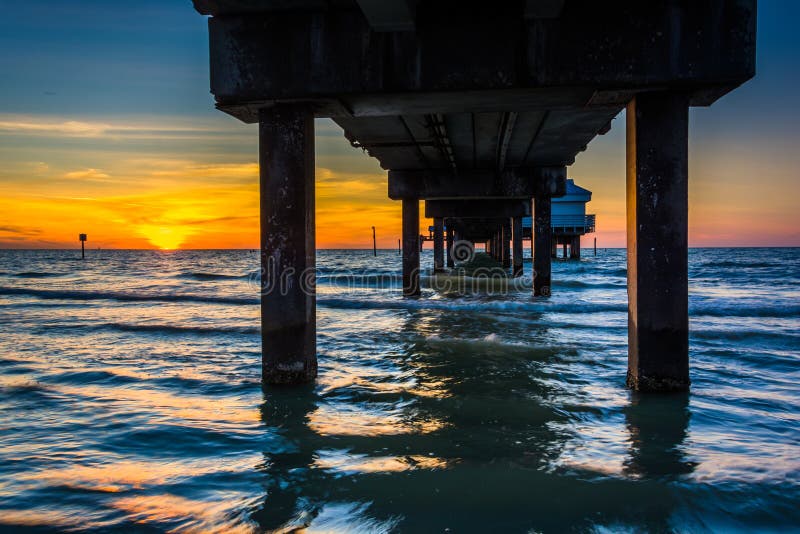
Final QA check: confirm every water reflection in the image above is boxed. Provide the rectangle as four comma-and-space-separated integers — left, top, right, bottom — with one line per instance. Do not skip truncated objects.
252, 311, 697, 531
624, 392, 695, 479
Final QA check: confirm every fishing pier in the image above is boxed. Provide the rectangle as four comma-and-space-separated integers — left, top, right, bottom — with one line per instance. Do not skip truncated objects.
192, 0, 756, 391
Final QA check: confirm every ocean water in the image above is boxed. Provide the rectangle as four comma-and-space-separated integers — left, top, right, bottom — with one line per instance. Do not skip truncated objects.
0, 247, 798, 532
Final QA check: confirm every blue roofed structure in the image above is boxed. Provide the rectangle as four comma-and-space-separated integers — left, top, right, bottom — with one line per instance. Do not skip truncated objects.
522, 179, 595, 258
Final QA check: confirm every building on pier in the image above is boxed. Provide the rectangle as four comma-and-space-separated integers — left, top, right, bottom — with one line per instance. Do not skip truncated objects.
522, 179, 595, 259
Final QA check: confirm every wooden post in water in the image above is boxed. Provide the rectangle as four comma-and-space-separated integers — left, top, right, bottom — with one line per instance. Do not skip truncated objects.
398, 239, 401, 255
594, 237, 597, 256
79, 233, 87, 259
371, 226, 376, 257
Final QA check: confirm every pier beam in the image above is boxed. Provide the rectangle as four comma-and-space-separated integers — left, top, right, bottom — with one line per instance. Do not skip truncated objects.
446, 225, 454, 268
433, 217, 445, 272
533, 195, 552, 296
512, 217, 523, 277
402, 198, 421, 296
626, 92, 689, 392
259, 104, 317, 384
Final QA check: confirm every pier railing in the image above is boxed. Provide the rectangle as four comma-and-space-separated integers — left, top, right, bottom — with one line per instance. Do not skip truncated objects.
552, 214, 595, 233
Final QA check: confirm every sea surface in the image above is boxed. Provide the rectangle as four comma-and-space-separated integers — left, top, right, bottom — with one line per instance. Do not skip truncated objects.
0, 248, 798, 532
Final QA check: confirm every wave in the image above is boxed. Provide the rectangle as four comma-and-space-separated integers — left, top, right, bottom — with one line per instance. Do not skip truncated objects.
3, 285, 796, 320
0, 286, 258, 306
11, 271, 64, 278
316, 296, 627, 315
108, 322, 259, 335
38, 321, 260, 336
691, 328, 800, 344
179, 272, 248, 281
698, 260, 780, 269
555, 279, 624, 289
317, 274, 402, 288
690, 303, 800, 319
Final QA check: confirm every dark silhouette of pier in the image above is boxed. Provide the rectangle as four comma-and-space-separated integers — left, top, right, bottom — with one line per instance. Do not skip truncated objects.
192, 0, 756, 391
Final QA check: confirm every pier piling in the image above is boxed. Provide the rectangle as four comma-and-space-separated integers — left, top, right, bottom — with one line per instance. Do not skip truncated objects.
533, 194, 552, 297
625, 92, 689, 392
446, 225, 454, 268
512, 217, 523, 277
433, 217, 445, 272
402, 198, 420, 296
258, 104, 317, 384
502, 222, 511, 270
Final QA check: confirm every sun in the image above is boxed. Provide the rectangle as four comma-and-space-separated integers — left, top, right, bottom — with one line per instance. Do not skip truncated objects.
138, 225, 191, 250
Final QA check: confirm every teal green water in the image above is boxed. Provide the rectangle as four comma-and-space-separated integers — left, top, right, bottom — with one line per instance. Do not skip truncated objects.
0, 248, 798, 532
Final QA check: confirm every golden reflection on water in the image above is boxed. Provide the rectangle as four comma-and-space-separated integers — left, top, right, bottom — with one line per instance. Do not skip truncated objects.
52, 383, 260, 426
22, 456, 259, 493
308, 402, 447, 437
314, 450, 452, 474
0, 507, 106, 530
111, 493, 255, 534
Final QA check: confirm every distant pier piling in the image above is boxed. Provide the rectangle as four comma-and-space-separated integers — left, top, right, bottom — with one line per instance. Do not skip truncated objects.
79, 233, 87, 259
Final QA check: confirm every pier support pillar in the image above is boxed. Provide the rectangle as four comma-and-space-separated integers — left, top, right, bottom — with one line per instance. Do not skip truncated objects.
512, 216, 523, 277
446, 225, 454, 268
258, 104, 317, 384
562, 242, 568, 259
551, 239, 557, 258
502, 222, 511, 270
402, 198, 421, 296
626, 92, 689, 392
433, 217, 445, 272
571, 236, 581, 259
533, 195, 552, 297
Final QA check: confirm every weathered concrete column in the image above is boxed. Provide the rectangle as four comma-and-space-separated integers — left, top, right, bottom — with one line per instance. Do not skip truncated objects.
562, 242, 568, 259
512, 216, 523, 277
402, 198, 420, 296
259, 104, 316, 384
533, 195, 552, 297
626, 92, 690, 392
433, 217, 445, 272
501, 222, 511, 269
571, 236, 581, 259
446, 226, 454, 268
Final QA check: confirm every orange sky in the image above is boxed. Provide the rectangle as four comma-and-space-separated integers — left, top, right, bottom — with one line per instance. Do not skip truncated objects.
0, 112, 798, 250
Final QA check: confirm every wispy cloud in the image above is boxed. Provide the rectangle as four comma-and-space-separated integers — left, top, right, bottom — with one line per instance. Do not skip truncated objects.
0, 115, 251, 141
63, 168, 111, 180
0, 225, 42, 236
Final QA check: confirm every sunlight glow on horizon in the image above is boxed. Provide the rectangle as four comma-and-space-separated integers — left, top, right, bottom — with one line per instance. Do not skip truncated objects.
0, 112, 798, 250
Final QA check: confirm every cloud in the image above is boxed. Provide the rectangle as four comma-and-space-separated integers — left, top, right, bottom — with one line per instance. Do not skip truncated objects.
63, 168, 111, 180
0, 225, 42, 236
0, 119, 109, 137
0, 115, 252, 141
147, 162, 259, 180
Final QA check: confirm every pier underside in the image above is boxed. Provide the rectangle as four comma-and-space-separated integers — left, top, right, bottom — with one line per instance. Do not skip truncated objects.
193, 0, 756, 390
